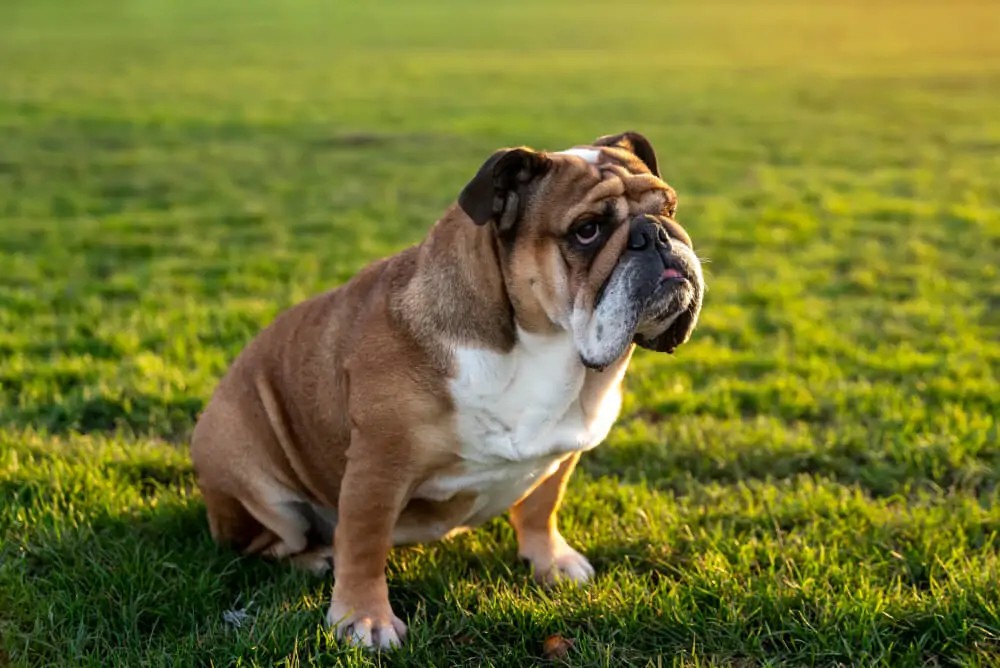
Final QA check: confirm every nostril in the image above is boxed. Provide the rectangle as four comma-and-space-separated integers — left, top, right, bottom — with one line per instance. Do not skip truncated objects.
628, 226, 649, 251
655, 226, 671, 248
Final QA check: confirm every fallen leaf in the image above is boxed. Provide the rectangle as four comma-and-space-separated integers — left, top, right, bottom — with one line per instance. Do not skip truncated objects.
542, 634, 574, 661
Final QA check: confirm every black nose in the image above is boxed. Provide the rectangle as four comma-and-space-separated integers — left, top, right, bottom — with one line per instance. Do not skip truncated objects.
627, 216, 672, 252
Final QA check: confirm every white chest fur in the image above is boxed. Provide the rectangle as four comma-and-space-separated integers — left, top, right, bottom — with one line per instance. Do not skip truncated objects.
450, 329, 623, 462
412, 329, 625, 528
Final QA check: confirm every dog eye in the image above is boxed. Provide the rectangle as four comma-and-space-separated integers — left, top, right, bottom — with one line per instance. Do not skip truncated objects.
573, 221, 602, 245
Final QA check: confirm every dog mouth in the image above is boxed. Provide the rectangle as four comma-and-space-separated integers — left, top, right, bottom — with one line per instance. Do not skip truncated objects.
661, 267, 687, 283
592, 259, 689, 312
576, 247, 701, 370
649, 254, 695, 299
632, 251, 701, 333
641, 271, 693, 322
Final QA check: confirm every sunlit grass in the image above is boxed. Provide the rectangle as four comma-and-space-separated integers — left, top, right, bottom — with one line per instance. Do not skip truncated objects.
1, 0, 999, 665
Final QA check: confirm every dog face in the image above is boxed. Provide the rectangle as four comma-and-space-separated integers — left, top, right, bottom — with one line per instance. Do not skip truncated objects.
458, 132, 704, 368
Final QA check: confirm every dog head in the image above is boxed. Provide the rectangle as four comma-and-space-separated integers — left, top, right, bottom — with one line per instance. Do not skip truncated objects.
458, 131, 704, 369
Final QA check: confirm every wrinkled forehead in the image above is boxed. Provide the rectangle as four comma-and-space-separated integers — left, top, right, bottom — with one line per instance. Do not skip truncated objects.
554, 146, 651, 175
547, 146, 677, 220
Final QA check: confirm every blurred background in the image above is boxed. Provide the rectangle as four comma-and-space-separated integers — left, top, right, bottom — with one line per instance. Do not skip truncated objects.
2, 0, 999, 664
2, 0, 996, 434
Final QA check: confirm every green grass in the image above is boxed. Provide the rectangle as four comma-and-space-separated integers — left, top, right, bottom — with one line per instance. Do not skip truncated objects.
2, 0, 999, 665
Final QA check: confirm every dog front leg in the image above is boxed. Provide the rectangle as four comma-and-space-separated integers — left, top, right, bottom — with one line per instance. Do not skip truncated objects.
509, 452, 594, 585
325, 434, 409, 650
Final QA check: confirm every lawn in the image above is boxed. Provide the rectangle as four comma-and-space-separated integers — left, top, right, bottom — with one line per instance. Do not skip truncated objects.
1, 0, 999, 665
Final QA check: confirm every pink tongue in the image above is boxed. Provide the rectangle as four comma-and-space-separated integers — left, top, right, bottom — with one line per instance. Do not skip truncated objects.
662, 268, 683, 280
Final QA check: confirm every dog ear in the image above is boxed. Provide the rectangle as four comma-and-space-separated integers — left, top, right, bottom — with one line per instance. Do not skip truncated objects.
458, 147, 551, 233
635, 304, 700, 354
594, 131, 660, 177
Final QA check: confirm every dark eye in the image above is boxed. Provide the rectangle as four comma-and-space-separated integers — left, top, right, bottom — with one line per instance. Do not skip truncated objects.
573, 220, 602, 245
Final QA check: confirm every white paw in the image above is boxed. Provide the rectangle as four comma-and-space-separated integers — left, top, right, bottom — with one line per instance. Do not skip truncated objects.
520, 535, 595, 586
542, 546, 595, 585
326, 600, 407, 651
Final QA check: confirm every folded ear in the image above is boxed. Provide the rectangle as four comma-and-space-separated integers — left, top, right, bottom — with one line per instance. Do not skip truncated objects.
635, 303, 700, 354
458, 147, 551, 233
594, 131, 660, 177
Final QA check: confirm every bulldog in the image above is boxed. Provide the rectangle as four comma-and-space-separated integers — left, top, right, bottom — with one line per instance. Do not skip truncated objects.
190, 131, 704, 649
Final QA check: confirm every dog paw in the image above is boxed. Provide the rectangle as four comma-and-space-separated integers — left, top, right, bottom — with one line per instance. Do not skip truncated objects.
326, 600, 407, 650
542, 546, 595, 585
289, 548, 333, 576
520, 534, 595, 586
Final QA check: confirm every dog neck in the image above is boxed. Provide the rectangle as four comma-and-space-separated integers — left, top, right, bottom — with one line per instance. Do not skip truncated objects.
393, 204, 517, 356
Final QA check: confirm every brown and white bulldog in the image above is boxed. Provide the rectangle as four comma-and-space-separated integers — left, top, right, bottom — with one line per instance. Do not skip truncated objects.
190, 131, 704, 649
